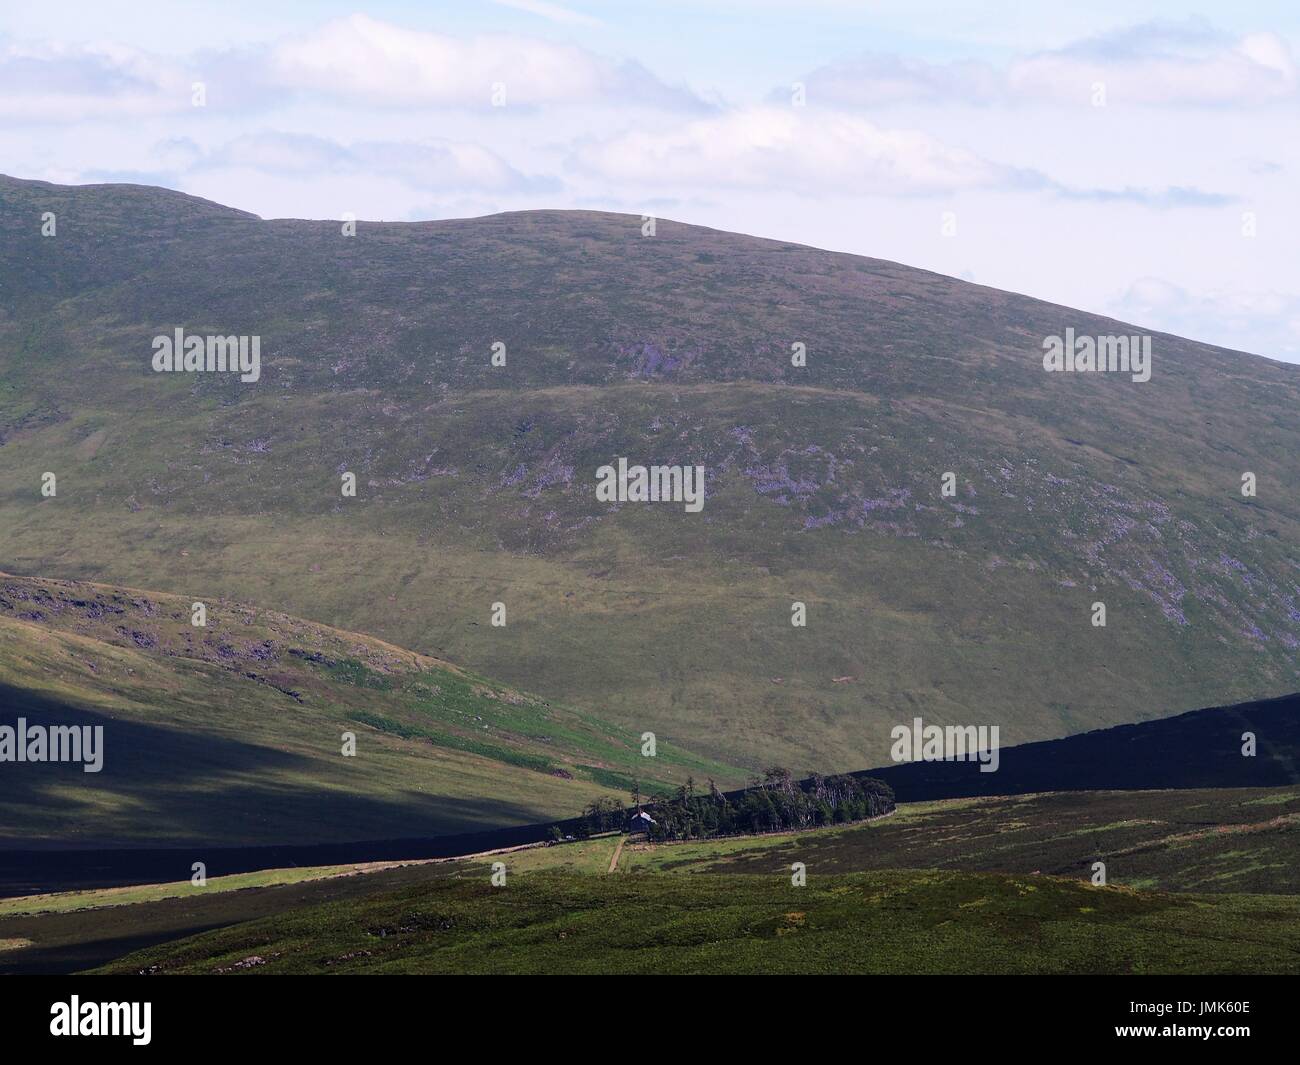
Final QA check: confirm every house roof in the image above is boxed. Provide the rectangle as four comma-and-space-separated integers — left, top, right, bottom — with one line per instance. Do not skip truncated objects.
632, 810, 656, 823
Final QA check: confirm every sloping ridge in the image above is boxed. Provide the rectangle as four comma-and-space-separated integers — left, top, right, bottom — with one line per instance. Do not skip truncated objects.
863, 690, 1300, 801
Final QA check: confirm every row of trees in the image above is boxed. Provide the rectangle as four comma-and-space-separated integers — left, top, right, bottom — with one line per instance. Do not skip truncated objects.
639, 769, 894, 842
575, 796, 625, 837
557, 769, 895, 843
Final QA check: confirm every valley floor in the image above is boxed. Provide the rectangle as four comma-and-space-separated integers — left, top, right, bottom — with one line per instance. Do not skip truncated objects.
4, 785, 1298, 974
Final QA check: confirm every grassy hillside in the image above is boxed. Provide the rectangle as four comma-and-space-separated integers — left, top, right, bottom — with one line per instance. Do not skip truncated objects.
0, 573, 734, 847
1, 175, 1297, 771
92, 868, 1300, 975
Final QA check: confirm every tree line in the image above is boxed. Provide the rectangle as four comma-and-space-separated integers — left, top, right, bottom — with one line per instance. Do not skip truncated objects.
566, 768, 895, 842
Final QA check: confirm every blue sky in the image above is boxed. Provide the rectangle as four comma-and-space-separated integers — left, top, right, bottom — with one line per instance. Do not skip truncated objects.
3, 1, 1298, 361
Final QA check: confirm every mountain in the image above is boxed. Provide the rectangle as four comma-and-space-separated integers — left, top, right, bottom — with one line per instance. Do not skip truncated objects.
0, 573, 730, 848
863, 690, 1300, 801
1, 174, 1297, 774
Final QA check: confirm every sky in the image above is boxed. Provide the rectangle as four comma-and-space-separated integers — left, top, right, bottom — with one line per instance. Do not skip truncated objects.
3, 1, 1298, 362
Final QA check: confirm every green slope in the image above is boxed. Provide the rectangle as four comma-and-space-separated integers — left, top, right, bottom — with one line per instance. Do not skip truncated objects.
0, 573, 734, 847
1, 174, 1297, 772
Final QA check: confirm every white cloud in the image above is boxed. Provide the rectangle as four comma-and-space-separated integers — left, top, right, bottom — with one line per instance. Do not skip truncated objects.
0, 39, 192, 121
794, 54, 1002, 107
568, 106, 1030, 195
490, 0, 603, 28
1009, 26, 1297, 106
0, 14, 702, 121
795, 24, 1298, 108
1112, 276, 1300, 360
566, 105, 1228, 205
194, 131, 555, 194
263, 14, 696, 110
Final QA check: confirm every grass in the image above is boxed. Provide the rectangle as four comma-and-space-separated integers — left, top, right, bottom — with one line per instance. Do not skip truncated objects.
0, 863, 412, 918
499, 835, 623, 876
0, 860, 467, 975
345, 710, 559, 773
91, 868, 1300, 975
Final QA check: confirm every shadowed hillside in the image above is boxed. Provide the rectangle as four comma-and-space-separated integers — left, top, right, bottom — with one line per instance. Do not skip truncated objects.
0, 573, 732, 850
864, 690, 1300, 800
